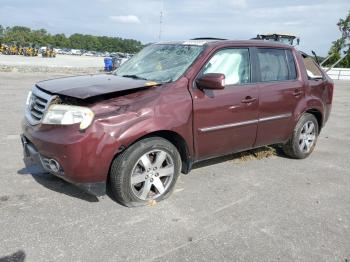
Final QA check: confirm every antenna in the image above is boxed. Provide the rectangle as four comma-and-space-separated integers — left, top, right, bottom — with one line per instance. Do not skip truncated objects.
159, 0, 164, 41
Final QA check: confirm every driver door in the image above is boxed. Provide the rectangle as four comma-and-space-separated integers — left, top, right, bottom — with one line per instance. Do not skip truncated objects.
190, 47, 259, 160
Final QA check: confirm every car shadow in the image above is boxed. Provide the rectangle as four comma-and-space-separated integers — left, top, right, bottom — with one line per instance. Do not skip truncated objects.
0, 250, 26, 262
17, 165, 98, 203
16, 145, 288, 203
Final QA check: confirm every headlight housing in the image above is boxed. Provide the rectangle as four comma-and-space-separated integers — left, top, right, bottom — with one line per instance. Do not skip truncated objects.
42, 104, 94, 130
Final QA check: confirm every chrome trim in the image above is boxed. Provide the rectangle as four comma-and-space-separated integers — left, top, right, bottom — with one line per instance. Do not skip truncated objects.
198, 113, 292, 133
199, 119, 258, 133
25, 85, 56, 125
39, 155, 64, 176
259, 113, 292, 123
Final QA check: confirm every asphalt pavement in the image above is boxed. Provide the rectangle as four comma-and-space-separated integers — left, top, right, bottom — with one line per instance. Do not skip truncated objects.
0, 72, 349, 262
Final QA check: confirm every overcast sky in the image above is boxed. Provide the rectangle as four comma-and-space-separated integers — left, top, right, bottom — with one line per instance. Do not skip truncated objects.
0, 0, 348, 55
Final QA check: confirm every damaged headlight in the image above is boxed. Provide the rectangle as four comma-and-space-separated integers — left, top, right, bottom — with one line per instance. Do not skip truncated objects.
42, 104, 94, 130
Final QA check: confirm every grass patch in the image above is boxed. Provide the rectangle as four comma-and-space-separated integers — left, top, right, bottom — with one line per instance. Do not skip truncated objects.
231, 146, 277, 163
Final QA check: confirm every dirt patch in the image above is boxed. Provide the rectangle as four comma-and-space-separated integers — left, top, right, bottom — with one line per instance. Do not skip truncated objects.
231, 146, 277, 163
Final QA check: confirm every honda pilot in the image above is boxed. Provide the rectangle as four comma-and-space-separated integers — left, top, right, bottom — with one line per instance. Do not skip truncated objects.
21, 39, 334, 207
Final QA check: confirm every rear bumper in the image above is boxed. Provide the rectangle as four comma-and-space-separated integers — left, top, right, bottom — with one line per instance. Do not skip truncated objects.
21, 134, 106, 196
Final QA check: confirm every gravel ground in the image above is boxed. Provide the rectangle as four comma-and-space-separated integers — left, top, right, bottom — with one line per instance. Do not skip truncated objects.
0, 55, 103, 74
0, 72, 349, 262
0, 54, 103, 67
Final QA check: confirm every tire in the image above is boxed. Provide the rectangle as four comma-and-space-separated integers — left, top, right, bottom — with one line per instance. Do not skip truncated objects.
283, 113, 319, 159
109, 137, 181, 207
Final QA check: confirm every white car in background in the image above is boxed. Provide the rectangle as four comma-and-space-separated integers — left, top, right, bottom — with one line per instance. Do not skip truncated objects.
70, 49, 82, 56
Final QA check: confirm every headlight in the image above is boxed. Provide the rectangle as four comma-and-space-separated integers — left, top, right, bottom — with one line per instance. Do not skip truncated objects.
42, 104, 94, 130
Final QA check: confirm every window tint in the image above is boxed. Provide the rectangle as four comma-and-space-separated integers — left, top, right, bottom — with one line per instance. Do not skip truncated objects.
303, 56, 323, 79
286, 50, 297, 79
257, 48, 290, 82
202, 48, 250, 85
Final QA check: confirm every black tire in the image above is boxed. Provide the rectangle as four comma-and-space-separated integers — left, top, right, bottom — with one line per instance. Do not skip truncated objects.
283, 113, 319, 159
109, 137, 181, 207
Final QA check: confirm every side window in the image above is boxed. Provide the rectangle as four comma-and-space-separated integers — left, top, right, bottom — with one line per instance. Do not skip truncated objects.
303, 56, 323, 79
202, 48, 250, 85
257, 48, 290, 82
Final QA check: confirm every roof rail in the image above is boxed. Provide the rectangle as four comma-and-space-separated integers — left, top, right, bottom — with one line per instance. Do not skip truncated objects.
190, 37, 227, 41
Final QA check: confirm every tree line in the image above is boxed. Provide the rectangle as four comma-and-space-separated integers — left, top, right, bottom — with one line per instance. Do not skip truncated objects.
0, 25, 143, 53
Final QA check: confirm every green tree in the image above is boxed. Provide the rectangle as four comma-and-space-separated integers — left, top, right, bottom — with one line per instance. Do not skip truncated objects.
0, 25, 143, 53
326, 11, 350, 68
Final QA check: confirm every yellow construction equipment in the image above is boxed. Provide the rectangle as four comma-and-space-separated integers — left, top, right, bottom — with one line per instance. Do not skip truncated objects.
0, 44, 7, 54
41, 47, 56, 58
23, 46, 39, 56
1, 43, 39, 56
18, 47, 24, 56
9, 45, 19, 55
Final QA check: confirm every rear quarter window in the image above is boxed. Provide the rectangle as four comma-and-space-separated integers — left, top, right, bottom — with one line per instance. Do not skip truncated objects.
303, 56, 323, 78
257, 48, 297, 82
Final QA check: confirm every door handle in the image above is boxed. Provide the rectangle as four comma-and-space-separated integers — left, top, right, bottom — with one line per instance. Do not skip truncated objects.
241, 96, 257, 104
293, 89, 303, 97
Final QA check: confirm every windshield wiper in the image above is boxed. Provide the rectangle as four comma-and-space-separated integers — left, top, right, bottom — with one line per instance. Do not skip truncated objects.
121, 74, 148, 81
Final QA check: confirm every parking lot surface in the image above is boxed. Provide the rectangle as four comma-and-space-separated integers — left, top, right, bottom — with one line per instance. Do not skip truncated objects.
0, 54, 103, 68
0, 72, 349, 262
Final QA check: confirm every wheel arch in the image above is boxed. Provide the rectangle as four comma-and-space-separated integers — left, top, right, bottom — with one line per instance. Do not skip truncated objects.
295, 97, 324, 133
115, 130, 192, 174
305, 108, 323, 132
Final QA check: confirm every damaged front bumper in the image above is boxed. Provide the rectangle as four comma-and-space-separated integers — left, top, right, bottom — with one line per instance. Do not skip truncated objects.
20, 135, 106, 197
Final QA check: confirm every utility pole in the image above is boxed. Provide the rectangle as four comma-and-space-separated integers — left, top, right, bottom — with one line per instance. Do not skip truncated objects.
159, 0, 164, 41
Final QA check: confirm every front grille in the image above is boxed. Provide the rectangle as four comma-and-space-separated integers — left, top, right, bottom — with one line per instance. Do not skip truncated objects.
25, 86, 55, 125
30, 93, 48, 121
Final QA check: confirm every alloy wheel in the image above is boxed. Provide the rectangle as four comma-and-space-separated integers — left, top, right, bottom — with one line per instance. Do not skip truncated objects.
298, 121, 316, 153
130, 150, 175, 200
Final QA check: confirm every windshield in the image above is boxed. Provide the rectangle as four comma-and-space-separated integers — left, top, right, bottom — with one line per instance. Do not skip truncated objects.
115, 44, 204, 83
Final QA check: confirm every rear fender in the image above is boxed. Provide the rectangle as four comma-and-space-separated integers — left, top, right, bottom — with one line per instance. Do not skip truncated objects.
294, 98, 324, 130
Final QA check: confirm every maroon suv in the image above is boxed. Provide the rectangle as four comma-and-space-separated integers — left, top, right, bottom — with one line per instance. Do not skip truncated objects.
21, 39, 333, 206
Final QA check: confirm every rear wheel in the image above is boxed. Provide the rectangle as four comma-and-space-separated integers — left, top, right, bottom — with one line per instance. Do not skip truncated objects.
109, 137, 181, 207
283, 113, 319, 159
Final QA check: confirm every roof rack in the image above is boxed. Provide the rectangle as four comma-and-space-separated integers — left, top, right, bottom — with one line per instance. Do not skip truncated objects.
252, 33, 300, 46
190, 37, 227, 41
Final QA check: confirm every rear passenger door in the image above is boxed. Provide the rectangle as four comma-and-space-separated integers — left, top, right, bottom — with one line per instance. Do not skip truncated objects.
254, 48, 304, 147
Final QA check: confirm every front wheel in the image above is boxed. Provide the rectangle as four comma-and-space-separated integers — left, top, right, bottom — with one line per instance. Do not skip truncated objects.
283, 113, 319, 159
109, 137, 181, 207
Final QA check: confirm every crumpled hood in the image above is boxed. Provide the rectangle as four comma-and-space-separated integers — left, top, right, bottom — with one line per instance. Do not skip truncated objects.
36, 74, 157, 99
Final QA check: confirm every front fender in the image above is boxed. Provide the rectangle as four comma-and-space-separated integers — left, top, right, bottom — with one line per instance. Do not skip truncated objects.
93, 104, 193, 174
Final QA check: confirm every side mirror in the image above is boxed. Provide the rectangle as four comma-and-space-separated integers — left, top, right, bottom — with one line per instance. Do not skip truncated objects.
196, 73, 225, 90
